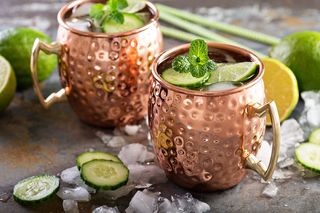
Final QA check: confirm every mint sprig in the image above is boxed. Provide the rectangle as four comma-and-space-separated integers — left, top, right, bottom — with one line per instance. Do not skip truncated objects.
172, 39, 216, 78
89, 0, 146, 30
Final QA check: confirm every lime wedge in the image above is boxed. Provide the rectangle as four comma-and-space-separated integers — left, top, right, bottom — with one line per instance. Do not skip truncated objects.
205, 62, 258, 85
0, 55, 16, 112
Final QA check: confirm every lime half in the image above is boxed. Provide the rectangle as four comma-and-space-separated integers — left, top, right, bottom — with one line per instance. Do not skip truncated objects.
0, 55, 16, 112
205, 62, 258, 85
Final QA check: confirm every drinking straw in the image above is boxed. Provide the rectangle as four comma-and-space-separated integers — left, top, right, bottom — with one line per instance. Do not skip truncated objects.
160, 11, 267, 58
157, 3, 281, 46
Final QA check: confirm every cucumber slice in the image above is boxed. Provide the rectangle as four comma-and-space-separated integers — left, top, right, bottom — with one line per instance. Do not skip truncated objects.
102, 13, 144, 33
76, 151, 122, 169
81, 159, 129, 190
205, 62, 258, 85
294, 143, 320, 173
309, 128, 320, 145
162, 68, 210, 88
13, 175, 59, 205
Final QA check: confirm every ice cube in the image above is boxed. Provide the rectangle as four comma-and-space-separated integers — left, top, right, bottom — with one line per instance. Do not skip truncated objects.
171, 193, 211, 213
278, 158, 294, 169
71, 3, 94, 17
92, 205, 120, 213
96, 131, 113, 144
128, 164, 167, 185
98, 184, 135, 200
301, 91, 320, 108
126, 190, 159, 213
57, 186, 91, 201
279, 119, 305, 161
156, 197, 177, 213
74, 177, 96, 194
307, 107, 320, 127
60, 166, 80, 185
63, 200, 79, 213
118, 143, 155, 165
108, 136, 127, 147
272, 169, 294, 180
256, 140, 271, 166
261, 182, 278, 198
65, 18, 91, 32
124, 125, 141, 136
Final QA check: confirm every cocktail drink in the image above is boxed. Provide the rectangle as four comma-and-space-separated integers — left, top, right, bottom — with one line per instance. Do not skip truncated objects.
31, 0, 162, 127
148, 40, 280, 191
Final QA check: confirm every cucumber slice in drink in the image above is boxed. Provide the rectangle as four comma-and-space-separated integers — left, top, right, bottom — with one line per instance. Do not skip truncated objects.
13, 175, 59, 205
76, 151, 122, 169
205, 62, 258, 85
294, 143, 320, 173
81, 159, 129, 190
309, 128, 320, 145
103, 13, 144, 33
162, 68, 210, 88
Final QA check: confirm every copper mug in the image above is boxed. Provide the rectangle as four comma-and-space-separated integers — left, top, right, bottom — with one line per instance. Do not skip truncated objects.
148, 43, 281, 191
31, 0, 163, 127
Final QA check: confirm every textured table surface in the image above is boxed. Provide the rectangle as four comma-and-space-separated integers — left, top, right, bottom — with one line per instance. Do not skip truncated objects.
0, 0, 320, 212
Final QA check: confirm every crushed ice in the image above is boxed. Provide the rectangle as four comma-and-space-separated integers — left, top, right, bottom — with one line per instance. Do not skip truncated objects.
124, 125, 141, 136
128, 164, 167, 185
126, 190, 210, 213
92, 205, 120, 213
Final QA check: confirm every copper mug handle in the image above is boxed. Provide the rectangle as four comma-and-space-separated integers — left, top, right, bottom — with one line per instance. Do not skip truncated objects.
30, 39, 66, 109
245, 101, 281, 181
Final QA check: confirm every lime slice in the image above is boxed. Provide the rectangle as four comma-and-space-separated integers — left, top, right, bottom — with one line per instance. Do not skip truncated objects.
205, 62, 257, 85
162, 68, 210, 88
0, 55, 16, 112
262, 58, 299, 125
309, 128, 320, 145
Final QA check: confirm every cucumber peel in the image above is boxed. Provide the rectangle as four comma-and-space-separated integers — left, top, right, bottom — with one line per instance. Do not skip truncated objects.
76, 151, 122, 170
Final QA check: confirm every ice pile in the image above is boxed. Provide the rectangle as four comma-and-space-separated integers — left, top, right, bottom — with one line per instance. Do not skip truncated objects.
92, 205, 120, 213
126, 190, 210, 213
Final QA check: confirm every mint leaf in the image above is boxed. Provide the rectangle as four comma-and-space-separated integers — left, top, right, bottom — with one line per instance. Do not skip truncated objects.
108, 0, 118, 11
171, 39, 216, 78
189, 39, 209, 65
117, 0, 129, 9
172, 55, 190, 73
108, 11, 124, 24
89, 4, 105, 20
121, 0, 146, 13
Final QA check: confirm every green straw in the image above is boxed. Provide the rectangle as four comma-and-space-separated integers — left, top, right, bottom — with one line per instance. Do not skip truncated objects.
160, 11, 267, 58
157, 3, 281, 46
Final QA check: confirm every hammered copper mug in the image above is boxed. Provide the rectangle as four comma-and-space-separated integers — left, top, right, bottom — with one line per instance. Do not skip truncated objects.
148, 43, 281, 191
31, 0, 162, 127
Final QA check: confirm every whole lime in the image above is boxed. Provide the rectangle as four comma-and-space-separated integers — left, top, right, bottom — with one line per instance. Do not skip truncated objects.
270, 31, 320, 92
0, 28, 57, 90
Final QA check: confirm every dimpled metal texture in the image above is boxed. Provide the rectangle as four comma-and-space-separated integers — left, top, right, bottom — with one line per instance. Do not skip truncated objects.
148, 43, 266, 191
56, 0, 162, 127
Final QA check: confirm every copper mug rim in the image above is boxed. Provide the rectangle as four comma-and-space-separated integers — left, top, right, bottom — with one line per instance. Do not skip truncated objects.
57, 0, 159, 38
151, 42, 265, 97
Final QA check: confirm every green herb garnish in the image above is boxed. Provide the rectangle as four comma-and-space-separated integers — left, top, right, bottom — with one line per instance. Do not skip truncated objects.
89, 0, 146, 29
172, 39, 216, 78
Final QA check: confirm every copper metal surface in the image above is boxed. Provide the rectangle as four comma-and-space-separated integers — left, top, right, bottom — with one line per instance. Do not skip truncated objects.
148, 43, 280, 191
31, 0, 163, 127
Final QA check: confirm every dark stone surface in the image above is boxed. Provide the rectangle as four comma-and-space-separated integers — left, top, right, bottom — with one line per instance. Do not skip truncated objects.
0, 0, 319, 212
